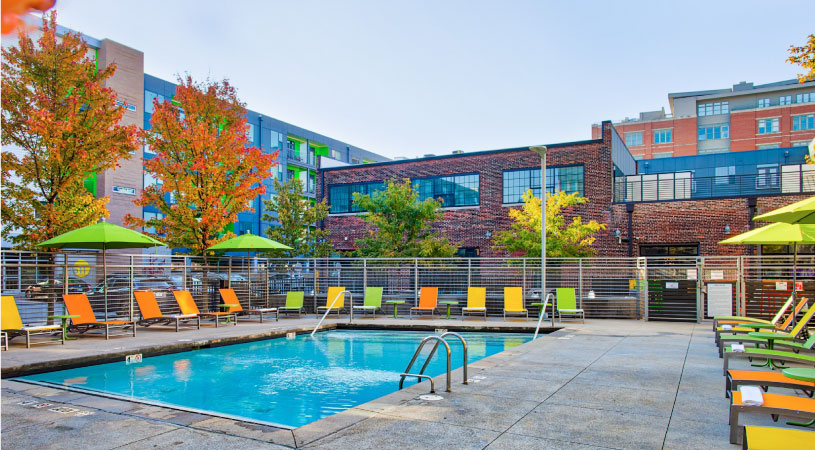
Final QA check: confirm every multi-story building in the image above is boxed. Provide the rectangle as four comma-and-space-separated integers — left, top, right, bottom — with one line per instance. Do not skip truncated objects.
592, 80, 815, 160
0, 20, 388, 248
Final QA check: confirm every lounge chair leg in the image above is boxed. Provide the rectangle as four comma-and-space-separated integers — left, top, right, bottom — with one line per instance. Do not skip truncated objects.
26, 331, 30, 349
105, 325, 110, 340
729, 407, 740, 444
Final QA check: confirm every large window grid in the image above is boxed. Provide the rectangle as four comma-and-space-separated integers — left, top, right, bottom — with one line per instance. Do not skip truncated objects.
780, 95, 792, 105
413, 174, 479, 208
796, 93, 815, 104
758, 118, 779, 134
697, 102, 729, 116
328, 182, 385, 214
757, 98, 771, 108
144, 90, 165, 114
625, 131, 643, 147
502, 166, 584, 204
793, 114, 814, 131
698, 124, 730, 140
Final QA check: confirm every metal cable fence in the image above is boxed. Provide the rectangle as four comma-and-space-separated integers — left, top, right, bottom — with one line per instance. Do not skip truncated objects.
1, 251, 810, 324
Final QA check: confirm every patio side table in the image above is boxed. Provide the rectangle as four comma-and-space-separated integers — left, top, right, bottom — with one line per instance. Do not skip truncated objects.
781, 368, 815, 426
385, 300, 405, 318
47, 314, 79, 341
439, 301, 458, 319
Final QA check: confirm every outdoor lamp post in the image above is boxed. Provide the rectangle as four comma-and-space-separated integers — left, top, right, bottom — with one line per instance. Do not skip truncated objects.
529, 145, 553, 330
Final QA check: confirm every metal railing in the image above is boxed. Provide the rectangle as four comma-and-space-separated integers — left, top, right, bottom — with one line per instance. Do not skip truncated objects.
287, 149, 315, 166
614, 165, 815, 203
1, 252, 812, 325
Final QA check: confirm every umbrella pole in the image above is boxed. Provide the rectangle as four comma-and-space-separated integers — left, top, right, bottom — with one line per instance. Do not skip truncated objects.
103, 247, 108, 321
792, 244, 798, 327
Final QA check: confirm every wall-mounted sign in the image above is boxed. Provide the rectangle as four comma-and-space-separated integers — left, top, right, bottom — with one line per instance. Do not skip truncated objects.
73, 259, 89, 278
707, 283, 733, 317
112, 186, 136, 195
776, 281, 788, 291
710, 270, 724, 280
665, 282, 679, 289
687, 269, 697, 280
115, 100, 137, 112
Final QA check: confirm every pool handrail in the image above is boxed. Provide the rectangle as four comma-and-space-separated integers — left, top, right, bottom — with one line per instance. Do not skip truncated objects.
399, 335, 451, 393
533, 292, 556, 340
310, 290, 352, 337
416, 331, 468, 386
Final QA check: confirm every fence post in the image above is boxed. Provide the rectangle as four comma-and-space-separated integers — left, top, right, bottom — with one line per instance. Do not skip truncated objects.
522, 258, 527, 294
183, 256, 188, 291
467, 258, 472, 287
313, 258, 318, 314
696, 257, 704, 323
264, 258, 269, 308
128, 255, 135, 322
578, 258, 583, 308
736, 256, 743, 316
228, 256, 232, 289
62, 254, 69, 317
414, 258, 419, 307
642, 257, 649, 321
363, 258, 368, 305
247, 257, 252, 308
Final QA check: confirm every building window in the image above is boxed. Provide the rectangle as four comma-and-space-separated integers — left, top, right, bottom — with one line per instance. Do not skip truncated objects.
502, 166, 584, 204
351, 157, 361, 164
330, 148, 343, 160
328, 182, 385, 213
793, 114, 815, 131
757, 118, 779, 134
796, 93, 815, 104
652, 152, 673, 158
246, 123, 255, 145
143, 212, 165, 234
757, 98, 771, 108
286, 139, 296, 150
414, 174, 480, 208
286, 169, 295, 181
757, 144, 780, 150
143, 144, 154, 157
625, 131, 643, 147
144, 90, 164, 114
640, 245, 699, 257
714, 166, 735, 185
269, 131, 283, 151
697, 102, 729, 116
793, 141, 812, 147
653, 129, 672, 144
143, 172, 158, 189
780, 95, 792, 105
698, 124, 730, 140
756, 164, 779, 189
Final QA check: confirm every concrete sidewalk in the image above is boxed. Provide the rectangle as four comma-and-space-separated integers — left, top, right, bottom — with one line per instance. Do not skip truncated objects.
1, 319, 807, 449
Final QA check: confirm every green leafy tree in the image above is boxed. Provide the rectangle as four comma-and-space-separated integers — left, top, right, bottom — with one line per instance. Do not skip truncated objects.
262, 177, 331, 258
352, 179, 457, 257
493, 189, 606, 257
788, 34, 815, 84
1, 11, 139, 249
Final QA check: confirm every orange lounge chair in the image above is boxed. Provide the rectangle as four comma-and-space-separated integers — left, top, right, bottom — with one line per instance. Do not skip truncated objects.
173, 290, 237, 327
729, 391, 815, 444
410, 287, 438, 319
134, 290, 200, 331
219, 288, 278, 322
725, 370, 815, 399
63, 294, 135, 340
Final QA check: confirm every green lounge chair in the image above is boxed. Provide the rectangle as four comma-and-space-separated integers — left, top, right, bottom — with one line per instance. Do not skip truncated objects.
556, 288, 584, 323
353, 287, 383, 318
717, 299, 810, 357
712, 294, 794, 331
715, 297, 807, 346
279, 291, 305, 318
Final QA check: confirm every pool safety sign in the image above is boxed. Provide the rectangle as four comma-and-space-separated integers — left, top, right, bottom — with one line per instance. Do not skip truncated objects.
126, 353, 143, 364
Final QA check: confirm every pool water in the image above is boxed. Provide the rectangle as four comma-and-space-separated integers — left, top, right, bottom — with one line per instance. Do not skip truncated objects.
22, 330, 531, 427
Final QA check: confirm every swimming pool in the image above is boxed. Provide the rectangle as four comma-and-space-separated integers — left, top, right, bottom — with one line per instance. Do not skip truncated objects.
22, 330, 531, 428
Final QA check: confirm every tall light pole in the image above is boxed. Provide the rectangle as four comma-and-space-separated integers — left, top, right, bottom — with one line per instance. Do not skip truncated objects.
529, 145, 552, 332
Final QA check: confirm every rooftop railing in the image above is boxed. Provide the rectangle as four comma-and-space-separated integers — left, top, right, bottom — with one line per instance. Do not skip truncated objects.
614, 164, 815, 203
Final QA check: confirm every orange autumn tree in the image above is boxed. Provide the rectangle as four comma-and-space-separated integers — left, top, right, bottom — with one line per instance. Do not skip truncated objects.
125, 77, 275, 261
1, 11, 139, 249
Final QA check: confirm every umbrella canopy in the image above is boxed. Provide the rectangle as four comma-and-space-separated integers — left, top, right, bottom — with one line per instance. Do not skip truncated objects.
753, 196, 815, 224
207, 233, 292, 252
719, 222, 815, 245
37, 222, 165, 250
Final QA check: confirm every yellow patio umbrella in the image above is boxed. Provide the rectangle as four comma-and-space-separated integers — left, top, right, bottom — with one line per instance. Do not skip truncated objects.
753, 196, 815, 224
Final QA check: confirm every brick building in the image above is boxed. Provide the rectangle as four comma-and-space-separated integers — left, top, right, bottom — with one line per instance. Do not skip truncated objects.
592, 80, 815, 160
321, 121, 815, 258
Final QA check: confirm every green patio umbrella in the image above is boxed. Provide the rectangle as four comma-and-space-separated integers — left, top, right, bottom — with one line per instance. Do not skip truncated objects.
720, 222, 815, 324
753, 196, 815, 224
38, 221, 166, 320
206, 234, 292, 252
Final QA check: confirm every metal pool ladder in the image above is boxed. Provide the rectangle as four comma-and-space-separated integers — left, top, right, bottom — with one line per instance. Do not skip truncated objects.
399, 332, 469, 393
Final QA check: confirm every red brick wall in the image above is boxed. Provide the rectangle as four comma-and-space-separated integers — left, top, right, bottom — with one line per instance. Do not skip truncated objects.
593, 117, 698, 159
605, 194, 813, 257
730, 105, 815, 152
321, 124, 617, 256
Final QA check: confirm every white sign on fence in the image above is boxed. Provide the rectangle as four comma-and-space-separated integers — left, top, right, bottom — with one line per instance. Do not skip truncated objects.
776, 282, 788, 291
707, 283, 733, 317
665, 282, 679, 289
710, 270, 724, 280
687, 269, 697, 280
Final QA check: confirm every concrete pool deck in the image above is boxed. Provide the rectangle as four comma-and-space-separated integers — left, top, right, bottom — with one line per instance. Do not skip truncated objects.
1, 318, 810, 449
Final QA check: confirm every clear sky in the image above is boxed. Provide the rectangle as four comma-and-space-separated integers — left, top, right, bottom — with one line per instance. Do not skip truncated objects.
52, 0, 814, 159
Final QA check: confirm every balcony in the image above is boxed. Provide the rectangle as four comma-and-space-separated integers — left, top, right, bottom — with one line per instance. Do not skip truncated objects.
614, 164, 815, 203
287, 149, 315, 166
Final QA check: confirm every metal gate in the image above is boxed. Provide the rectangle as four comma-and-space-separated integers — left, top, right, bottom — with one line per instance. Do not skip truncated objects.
646, 258, 698, 321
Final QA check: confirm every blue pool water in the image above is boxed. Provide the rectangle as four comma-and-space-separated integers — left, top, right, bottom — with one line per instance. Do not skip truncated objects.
22, 330, 531, 427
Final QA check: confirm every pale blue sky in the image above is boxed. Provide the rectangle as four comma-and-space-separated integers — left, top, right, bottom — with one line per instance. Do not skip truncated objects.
54, 0, 814, 159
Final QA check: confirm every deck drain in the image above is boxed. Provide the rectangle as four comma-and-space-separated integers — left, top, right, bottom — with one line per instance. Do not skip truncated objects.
419, 394, 444, 401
